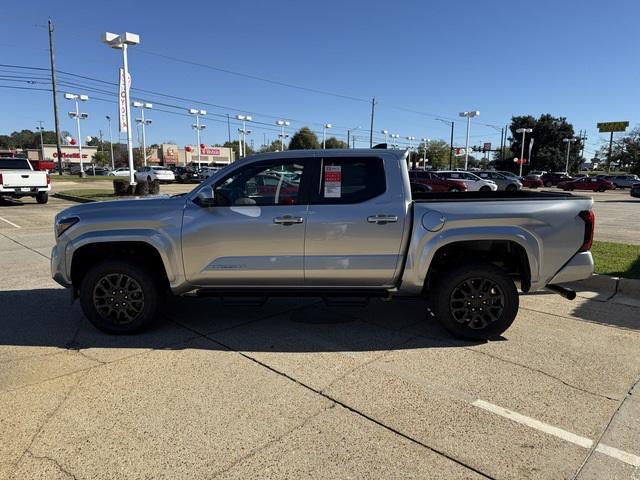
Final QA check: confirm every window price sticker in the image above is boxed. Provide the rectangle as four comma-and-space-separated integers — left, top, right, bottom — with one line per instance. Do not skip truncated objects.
324, 165, 342, 198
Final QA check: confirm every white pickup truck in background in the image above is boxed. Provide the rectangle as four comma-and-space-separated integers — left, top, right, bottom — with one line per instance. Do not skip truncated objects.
0, 158, 51, 204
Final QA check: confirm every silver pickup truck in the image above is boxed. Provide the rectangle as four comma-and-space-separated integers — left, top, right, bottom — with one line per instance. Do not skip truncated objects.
51, 148, 594, 339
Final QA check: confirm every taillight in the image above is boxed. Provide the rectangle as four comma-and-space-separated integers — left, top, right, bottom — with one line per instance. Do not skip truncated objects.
579, 210, 595, 252
0, 174, 3, 184
46, 174, 51, 185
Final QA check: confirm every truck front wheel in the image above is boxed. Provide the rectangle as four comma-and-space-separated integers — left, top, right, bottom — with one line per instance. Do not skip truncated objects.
431, 262, 519, 340
79, 260, 160, 334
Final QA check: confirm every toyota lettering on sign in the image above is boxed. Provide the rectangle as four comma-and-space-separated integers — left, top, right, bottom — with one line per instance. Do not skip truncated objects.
200, 147, 221, 156
118, 68, 131, 133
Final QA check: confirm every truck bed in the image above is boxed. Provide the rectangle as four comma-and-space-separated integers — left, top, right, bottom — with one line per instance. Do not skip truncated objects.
411, 190, 589, 202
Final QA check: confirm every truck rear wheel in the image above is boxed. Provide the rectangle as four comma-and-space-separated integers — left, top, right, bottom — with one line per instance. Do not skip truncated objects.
79, 259, 160, 334
36, 192, 48, 204
431, 262, 519, 340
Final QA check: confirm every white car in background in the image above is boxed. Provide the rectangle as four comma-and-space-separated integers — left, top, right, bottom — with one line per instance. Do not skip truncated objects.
436, 170, 498, 191
135, 166, 175, 183
108, 167, 131, 177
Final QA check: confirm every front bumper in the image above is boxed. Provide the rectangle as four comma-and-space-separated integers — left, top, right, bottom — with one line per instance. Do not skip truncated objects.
548, 251, 595, 285
51, 244, 71, 288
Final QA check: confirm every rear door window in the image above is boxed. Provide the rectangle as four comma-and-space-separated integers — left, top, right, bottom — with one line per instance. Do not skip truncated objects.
312, 157, 386, 204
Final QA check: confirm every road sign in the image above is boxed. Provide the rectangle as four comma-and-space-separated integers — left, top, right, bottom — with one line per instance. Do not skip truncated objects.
483, 142, 492, 152
597, 121, 629, 133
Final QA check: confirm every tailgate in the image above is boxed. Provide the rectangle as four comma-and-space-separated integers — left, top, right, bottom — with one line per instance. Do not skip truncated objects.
1, 171, 47, 187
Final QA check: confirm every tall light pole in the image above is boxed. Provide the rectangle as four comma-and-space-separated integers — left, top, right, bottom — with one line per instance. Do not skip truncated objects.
406, 136, 416, 167
188, 108, 207, 168
133, 101, 153, 166
64, 93, 89, 175
390, 134, 400, 148
516, 127, 533, 176
381, 129, 388, 145
322, 123, 332, 149
102, 32, 140, 185
275, 120, 290, 151
36, 121, 45, 161
421, 138, 430, 169
105, 115, 115, 170
459, 111, 480, 170
347, 126, 361, 149
236, 115, 252, 157
563, 137, 576, 174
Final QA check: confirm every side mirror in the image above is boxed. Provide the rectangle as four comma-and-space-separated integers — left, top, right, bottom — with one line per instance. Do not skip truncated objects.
194, 186, 216, 207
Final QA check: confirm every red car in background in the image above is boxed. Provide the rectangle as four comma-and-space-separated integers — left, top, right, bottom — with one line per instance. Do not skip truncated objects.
557, 177, 614, 192
409, 170, 467, 192
522, 175, 543, 188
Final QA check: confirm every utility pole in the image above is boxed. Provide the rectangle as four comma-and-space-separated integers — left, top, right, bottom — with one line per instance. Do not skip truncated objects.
227, 114, 231, 144
607, 132, 614, 173
48, 19, 63, 175
499, 127, 504, 161
369, 97, 376, 148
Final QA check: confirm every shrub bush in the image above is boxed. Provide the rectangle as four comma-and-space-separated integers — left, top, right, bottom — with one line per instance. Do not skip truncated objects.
149, 179, 160, 195
135, 180, 150, 196
113, 179, 129, 196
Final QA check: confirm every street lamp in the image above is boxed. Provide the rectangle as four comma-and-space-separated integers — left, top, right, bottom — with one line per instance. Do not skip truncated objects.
563, 137, 577, 174
36, 121, 45, 161
275, 120, 290, 151
64, 93, 89, 175
102, 31, 140, 186
105, 115, 115, 170
188, 109, 207, 168
406, 136, 416, 167
459, 111, 480, 170
390, 134, 400, 148
516, 127, 533, 176
381, 129, 389, 145
421, 138, 430, 168
323, 123, 332, 149
133, 101, 153, 166
236, 115, 252, 157
347, 126, 361, 149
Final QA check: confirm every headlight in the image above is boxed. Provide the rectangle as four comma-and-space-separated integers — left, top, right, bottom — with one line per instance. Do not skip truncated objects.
55, 217, 79, 237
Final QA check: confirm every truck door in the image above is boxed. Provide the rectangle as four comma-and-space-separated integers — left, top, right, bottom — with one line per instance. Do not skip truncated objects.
181, 158, 311, 286
304, 156, 408, 286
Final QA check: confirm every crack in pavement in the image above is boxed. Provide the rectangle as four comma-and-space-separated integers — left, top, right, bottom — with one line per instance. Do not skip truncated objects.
168, 315, 497, 480
23, 450, 78, 480
210, 403, 336, 478
0, 231, 50, 260
13, 371, 84, 475
572, 376, 640, 479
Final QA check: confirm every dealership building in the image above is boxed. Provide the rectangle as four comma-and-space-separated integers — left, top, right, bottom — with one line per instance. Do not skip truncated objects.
24, 143, 234, 168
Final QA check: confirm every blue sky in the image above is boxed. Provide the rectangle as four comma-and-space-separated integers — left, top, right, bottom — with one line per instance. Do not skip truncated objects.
1, 0, 638, 158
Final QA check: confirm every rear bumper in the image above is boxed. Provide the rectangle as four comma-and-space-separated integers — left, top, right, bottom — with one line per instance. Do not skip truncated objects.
548, 251, 594, 284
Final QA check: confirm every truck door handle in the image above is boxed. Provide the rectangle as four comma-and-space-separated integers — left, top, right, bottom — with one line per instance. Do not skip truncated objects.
273, 215, 304, 225
367, 215, 398, 224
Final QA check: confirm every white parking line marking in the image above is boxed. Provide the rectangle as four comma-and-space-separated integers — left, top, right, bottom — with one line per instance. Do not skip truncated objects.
0, 216, 21, 228
472, 399, 640, 467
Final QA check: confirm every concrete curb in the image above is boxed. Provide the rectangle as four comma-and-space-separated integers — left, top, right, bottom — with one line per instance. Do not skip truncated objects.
564, 274, 640, 305
52, 192, 97, 203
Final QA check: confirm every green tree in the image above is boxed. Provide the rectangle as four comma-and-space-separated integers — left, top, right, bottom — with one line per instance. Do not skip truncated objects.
223, 141, 254, 158
288, 127, 320, 150
259, 140, 283, 153
498, 114, 582, 173
422, 140, 451, 169
92, 151, 110, 166
598, 127, 640, 174
324, 137, 348, 149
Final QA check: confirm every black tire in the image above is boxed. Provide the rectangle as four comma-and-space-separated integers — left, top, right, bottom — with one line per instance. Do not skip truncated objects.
79, 259, 160, 334
35, 192, 48, 204
147, 176, 152, 183
612, 183, 618, 189
544, 181, 553, 187
506, 184, 517, 192
479, 186, 491, 192
431, 262, 519, 340
449, 188, 461, 193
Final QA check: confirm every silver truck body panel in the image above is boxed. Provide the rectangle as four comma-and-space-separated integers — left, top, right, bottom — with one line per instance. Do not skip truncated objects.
51, 149, 594, 296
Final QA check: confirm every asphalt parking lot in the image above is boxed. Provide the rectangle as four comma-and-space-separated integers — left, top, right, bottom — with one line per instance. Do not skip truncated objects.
1, 196, 639, 479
